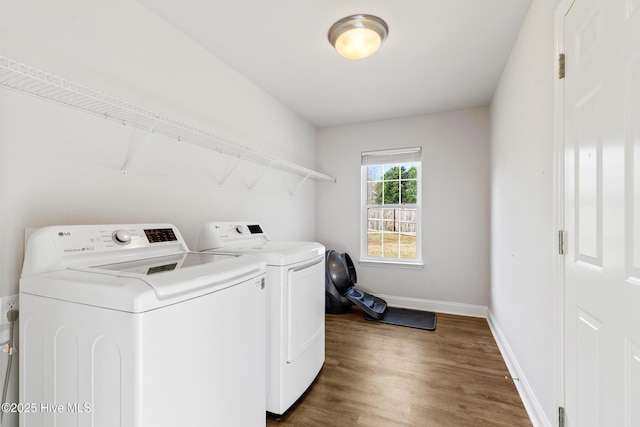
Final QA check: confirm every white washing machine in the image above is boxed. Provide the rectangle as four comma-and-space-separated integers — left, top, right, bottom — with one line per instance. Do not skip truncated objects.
19, 223, 267, 427
198, 222, 325, 415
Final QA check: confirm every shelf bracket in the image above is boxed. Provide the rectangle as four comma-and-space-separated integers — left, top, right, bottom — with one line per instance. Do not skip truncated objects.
218, 156, 242, 186
290, 173, 311, 197
121, 117, 159, 175
247, 162, 272, 190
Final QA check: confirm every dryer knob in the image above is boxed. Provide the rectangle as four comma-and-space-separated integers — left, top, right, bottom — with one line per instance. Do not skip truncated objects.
236, 225, 247, 234
113, 229, 131, 245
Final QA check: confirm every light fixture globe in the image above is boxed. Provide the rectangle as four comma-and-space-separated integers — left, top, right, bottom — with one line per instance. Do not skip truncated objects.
328, 14, 388, 60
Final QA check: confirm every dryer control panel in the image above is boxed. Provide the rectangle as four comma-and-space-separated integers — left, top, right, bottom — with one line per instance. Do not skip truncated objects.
198, 221, 268, 250
232, 224, 264, 236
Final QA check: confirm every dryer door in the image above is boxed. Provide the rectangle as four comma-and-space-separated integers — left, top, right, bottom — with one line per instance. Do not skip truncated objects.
286, 256, 325, 363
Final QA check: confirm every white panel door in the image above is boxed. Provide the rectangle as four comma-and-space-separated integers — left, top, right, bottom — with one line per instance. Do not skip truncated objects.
563, 0, 640, 425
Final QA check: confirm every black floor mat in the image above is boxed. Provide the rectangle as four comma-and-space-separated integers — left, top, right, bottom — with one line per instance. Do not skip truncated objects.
365, 307, 436, 331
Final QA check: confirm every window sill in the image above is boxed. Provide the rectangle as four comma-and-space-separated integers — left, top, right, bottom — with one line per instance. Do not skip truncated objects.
358, 259, 424, 270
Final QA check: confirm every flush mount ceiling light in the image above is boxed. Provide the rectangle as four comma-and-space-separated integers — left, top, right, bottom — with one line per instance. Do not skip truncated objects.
328, 14, 388, 60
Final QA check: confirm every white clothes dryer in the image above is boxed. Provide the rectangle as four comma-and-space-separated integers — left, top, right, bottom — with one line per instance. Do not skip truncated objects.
198, 222, 325, 415
20, 224, 267, 427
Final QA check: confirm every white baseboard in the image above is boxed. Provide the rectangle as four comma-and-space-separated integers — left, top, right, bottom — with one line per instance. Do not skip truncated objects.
374, 294, 488, 318
487, 310, 551, 427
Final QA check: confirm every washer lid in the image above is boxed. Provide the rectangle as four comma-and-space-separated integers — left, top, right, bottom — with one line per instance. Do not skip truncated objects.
21, 253, 266, 312
75, 252, 262, 299
205, 241, 325, 266
88, 252, 234, 277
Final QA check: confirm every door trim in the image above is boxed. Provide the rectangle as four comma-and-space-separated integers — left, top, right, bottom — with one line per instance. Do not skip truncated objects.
554, 0, 576, 419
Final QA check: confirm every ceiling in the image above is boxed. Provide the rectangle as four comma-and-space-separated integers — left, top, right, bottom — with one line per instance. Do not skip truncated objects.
138, 0, 531, 128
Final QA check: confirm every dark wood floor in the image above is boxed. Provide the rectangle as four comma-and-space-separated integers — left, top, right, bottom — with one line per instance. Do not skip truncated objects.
267, 308, 531, 427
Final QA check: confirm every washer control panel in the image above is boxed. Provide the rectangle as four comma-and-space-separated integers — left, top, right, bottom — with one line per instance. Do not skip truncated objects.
48, 225, 180, 255
22, 224, 188, 276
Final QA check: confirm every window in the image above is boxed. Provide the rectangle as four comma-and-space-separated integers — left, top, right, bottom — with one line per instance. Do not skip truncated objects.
361, 147, 422, 267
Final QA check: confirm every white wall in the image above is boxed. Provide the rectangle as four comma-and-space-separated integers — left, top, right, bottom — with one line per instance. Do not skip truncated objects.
316, 108, 490, 315
489, 0, 560, 425
0, 0, 321, 287
0, 2, 320, 424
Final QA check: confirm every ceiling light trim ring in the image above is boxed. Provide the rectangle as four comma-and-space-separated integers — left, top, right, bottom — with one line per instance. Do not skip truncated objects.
328, 14, 388, 46
328, 14, 389, 60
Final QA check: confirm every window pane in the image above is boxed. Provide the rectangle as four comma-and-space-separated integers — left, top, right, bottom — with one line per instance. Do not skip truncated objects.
367, 207, 382, 221
399, 208, 416, 232
401, 179, 417, 204
367, 181, 381, 204
367, 165, 383, 181
367, 232, 382, 256
383, 220, 396, 234
399, 234, 417, 258
383, 164, 400, 178
404, 163, 417, 174
381, 179, 400, 204
383, 233, 400, 258
382, 209, 397, 231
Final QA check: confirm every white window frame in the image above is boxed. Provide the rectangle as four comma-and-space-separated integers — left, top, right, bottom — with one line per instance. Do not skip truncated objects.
360, 147, 423, 269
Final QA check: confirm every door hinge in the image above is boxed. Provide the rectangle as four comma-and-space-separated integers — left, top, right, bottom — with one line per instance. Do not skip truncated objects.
559, 406, 565, 427
558, 53, 566, 79
558, 230, 566, 255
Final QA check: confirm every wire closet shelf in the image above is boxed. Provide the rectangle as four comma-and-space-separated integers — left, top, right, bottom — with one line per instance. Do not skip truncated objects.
0, 56, 337, 187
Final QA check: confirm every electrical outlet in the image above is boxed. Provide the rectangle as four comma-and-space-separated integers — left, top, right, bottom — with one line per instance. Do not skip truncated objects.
0, 295, 19, 324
